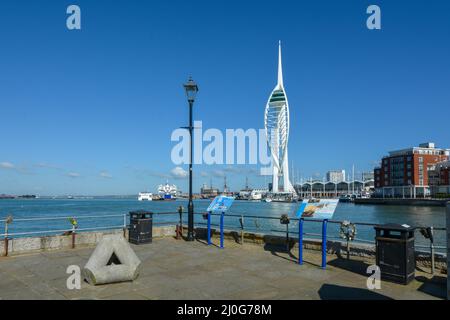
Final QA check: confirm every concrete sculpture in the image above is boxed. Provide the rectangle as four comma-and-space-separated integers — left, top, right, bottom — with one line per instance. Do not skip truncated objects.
83, 234, 141, 285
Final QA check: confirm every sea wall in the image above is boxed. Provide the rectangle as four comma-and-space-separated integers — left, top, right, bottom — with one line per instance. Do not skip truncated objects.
0, 225, 175, 257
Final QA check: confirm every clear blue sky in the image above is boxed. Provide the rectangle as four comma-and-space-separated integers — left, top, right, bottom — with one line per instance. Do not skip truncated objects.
1, 0, 449, 195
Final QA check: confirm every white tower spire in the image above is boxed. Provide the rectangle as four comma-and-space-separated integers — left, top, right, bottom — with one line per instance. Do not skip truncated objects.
264, 41, 296, 196
277, 40, 284, 88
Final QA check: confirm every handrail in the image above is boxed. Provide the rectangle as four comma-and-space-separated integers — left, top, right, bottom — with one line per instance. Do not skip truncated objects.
193, 212, 446, 230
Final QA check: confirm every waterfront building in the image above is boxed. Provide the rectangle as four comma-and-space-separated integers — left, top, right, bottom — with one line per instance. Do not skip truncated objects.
264, 42, 296, 195
374, 142, 450, 198
429, 160, 450, 197
362, 172, 374, 182
295, 180, 367, 199
326, 170, 346, 183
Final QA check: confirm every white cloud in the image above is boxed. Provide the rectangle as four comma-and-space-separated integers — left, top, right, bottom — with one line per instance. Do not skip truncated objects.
200, 171, 208, 177
99, 171, 113, 179
0, 162, 15, 169
67, 172, 80, 178
170, 166, 188, 179
36, 162, 62, 170
212, 169, 225, 177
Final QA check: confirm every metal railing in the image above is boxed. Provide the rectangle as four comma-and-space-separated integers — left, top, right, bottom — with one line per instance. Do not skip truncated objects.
1, 210, 447, 273
0, 212, 183, 238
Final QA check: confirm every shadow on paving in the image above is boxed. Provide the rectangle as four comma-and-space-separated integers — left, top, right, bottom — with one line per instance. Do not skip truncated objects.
263, 243, 298, 264
318, 284, 393, 300
415, 275, 447, 299
327, 257, 372, 276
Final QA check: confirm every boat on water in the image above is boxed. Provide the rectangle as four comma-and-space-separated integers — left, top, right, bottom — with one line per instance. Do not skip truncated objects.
339, 194, 353, 203
0, 194, 16, 200
157, 182, 178, 200
249, 189, 268, 201
138, 192, 153, 201
266, 192, 298, 203
263, 198, 273, 203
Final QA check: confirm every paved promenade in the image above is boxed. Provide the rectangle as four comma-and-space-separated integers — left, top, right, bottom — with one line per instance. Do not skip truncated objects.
0, 237, 446, 300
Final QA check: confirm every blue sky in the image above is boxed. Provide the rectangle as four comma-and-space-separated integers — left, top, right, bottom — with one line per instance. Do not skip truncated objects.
1, 0, 449, 195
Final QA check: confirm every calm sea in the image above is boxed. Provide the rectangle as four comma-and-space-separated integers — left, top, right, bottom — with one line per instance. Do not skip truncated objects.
0, 198, 447, 252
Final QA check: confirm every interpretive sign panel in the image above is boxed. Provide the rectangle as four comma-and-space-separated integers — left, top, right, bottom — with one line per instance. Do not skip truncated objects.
296, 199, 339, 220
207, 196, 235, 213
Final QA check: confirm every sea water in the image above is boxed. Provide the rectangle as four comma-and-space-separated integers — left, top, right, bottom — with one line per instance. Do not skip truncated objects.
0, 198, 446, 251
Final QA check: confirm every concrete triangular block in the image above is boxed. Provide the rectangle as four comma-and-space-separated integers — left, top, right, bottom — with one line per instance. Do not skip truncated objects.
83, 234, 141, 285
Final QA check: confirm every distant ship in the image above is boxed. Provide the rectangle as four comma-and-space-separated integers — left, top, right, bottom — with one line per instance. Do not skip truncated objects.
249, 189, 268, 201
158, 182, 178, 200
0, 194, 16, 200
138, 192, 153, 201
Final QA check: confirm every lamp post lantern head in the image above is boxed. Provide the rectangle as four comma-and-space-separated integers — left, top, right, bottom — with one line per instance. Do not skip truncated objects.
183, 77, 199, 103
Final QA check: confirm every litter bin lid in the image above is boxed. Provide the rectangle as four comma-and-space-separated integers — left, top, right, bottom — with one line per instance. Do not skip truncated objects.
374, 223, 414, 232
129, 210, 153, 216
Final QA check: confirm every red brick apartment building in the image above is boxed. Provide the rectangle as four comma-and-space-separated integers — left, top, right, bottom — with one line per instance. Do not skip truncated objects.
429, 160, 450, 197
374, 143, 450, 198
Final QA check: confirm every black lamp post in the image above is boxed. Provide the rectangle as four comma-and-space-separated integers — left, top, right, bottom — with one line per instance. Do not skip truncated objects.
183, 77, 198, 241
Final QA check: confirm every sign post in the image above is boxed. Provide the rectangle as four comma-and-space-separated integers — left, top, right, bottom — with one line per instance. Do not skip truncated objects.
220, 212, 225, 249
206, 196, 235, 249
322, 219, 328, 269
298, 218, 304, 265
207, 213, 212, 246
296, 199, 339, 269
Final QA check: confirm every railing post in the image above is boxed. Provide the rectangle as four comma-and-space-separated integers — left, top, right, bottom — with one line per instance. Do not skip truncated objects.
430, 226, 435, 275
298, 218, 304, 265
4, 216, 12, 257
240, 215, 244, 245
4, 223, 8, 257
220, 212, 224, 249
4, 237, 8, 257
207, 212, 211, 246
123, 213, 127, 238
447, 202, 450, 300
322, 219, 328, 269
285, 223, 289, 252
71, 226, 76, 249
177, 206, 183, 239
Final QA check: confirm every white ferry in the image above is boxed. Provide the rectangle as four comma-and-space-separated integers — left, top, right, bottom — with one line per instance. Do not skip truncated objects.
158, 182, 178, 200
138, 192, 153, 201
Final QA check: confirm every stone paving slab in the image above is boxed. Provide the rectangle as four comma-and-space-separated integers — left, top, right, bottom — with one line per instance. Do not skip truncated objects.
0, 237, 446, 300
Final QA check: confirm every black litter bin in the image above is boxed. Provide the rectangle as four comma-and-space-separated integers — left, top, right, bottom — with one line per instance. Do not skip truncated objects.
129, 210, 153, 245
374, 224, 415, 285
